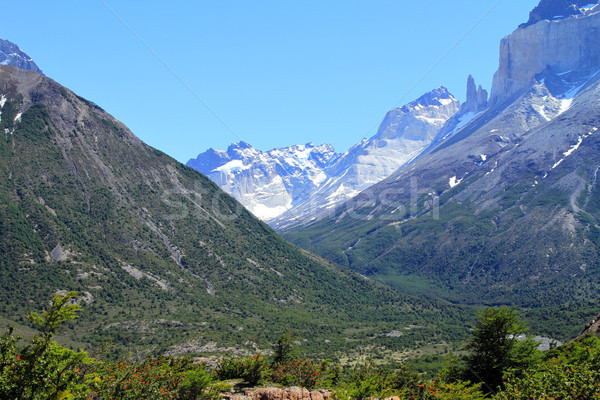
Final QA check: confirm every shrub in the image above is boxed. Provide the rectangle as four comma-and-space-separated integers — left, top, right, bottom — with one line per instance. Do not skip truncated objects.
242, 354, 267, 386
494, 334, 600, 400
85, 356, 189, 399
268, 359, 323, 389
332, 362, 392, 400
177, 369, 213, 400
215, 357, 246, 381
215, 354, 266, 386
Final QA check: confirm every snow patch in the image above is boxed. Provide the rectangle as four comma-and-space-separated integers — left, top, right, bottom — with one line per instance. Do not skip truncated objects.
581, 4, 598, 12
443, 111, 479, 140
311, 171, 327, 186
480, 154, 487, 162
438, 97, 456, 106
552, 129, 596, 169
532, 104, 550, 121
251, 202, 292, 221
327, 184, 361, 201
557, 98, 573, 115
558, 70, 600, 99
0, 95, 6, 109
449, 176, 463, 188
14, 113, 22, 123
213, 159, 247, 173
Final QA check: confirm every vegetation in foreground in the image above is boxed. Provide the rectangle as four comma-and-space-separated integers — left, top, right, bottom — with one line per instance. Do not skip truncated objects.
1, 292, 599, 399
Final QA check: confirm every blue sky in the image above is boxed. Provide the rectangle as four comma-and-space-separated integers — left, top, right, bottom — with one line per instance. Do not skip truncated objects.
2, 1, 539, 162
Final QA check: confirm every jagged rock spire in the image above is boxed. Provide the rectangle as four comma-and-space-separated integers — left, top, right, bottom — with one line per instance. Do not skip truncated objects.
461, 75, 488, 113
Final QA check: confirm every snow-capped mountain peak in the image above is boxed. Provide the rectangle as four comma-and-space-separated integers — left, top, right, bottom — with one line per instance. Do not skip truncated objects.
187, 87, 460, 224
0, 38, 44, 75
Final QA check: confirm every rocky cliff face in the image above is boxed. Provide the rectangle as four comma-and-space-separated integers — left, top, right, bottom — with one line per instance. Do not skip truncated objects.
0, 38, 44, 75
490, 2, 600, 105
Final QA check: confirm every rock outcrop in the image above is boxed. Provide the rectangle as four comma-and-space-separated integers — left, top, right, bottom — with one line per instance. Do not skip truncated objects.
490, 3, 600, 105
224, 387, 331, 400
580, 313, 600, 337
223, 387, 405, 400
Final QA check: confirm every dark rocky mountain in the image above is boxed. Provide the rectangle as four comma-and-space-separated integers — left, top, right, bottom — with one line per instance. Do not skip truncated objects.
0, 64, 467, 356
0, 38, 44, 75
524, 0, 599, 27
284, 1, 600, 311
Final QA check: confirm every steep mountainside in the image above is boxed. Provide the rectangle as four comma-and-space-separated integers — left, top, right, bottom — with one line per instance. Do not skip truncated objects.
0, 38, 44, 75
188, 88, 459, 226
285, 2, 600, 310
0, 65, 469, 356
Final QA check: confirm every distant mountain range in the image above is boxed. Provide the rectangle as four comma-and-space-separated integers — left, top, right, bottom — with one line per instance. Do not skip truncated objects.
284, 1, 600, 308
188, 87, 460, 225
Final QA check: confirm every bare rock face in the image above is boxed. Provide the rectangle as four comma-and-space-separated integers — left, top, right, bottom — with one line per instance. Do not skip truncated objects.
490, 5, 600, 105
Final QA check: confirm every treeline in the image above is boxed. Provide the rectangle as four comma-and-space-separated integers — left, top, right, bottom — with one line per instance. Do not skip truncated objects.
1, 292, 599, 399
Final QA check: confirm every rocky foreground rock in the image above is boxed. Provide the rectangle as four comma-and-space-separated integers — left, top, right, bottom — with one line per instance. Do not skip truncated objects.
224, 387, 331, 400
223, 386, 403, 400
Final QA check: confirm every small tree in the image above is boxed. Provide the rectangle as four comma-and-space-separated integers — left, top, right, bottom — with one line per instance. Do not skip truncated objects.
464, 306, 539, 393
272, 331, 297, 365
0, 291, 91, 400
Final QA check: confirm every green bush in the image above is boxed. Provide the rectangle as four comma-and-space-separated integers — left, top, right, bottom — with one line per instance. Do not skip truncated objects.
242, 354, 267, 386
177, 369, 213, 400
268, 359, 323, 389
494, 334, 600, 400
333, 362, 392, 400
215, 354, 266, 386
215, 357, 246, 380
